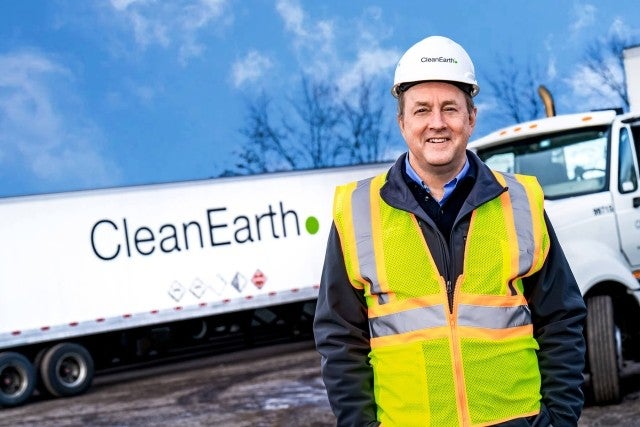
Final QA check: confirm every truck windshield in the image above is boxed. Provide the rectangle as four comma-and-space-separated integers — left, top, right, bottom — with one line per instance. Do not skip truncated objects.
476, 126, 609, 199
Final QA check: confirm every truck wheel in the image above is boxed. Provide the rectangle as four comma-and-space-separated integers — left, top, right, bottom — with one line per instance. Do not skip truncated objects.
587, 295, 622, 404
0, 352, 36, 407
39, 343, 94, 398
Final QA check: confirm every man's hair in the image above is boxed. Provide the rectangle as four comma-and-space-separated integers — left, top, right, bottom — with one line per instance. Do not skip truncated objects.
396, 85, 475, 118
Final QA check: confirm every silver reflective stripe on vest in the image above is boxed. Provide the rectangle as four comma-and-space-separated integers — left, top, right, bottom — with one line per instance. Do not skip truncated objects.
352, 178, 388, 304
351, 171, 536, 339
501, 173, 535, 276
458, 304, 532, 329
370, 304, 448, 338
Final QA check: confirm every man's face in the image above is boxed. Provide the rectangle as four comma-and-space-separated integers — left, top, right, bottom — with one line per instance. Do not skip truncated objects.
397, 81, 477, 178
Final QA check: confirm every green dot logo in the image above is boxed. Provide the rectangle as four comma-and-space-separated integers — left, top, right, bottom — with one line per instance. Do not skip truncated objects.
305, 216, 320, 235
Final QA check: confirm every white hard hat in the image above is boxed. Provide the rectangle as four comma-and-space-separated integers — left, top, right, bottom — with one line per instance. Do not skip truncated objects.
391, 35, 479, 98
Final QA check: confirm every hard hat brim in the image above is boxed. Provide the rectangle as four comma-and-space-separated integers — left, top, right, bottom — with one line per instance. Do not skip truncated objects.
391, 80, 479, 98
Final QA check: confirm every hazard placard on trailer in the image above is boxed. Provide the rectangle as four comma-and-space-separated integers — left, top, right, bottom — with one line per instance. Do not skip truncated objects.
252, 269, 267, 289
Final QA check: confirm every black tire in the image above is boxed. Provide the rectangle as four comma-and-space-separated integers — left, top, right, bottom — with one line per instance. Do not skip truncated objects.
33, 347, 52, 397
0, 352, 36, 407
587, 295, 622, 404
39, 343, 94, 398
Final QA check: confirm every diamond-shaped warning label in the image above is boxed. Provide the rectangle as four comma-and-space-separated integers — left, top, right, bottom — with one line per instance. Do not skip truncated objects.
190, 279, 206, 299
211, 274, 227, 295
168, 281, 185, 302
252, 269, 267, 289
231, 273, 247, 293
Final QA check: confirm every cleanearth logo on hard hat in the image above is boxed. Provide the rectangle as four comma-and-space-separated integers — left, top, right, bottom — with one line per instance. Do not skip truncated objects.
420, 56, 458, 63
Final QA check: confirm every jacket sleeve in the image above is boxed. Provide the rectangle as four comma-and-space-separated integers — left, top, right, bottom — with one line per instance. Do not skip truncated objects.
313, 223, 379, 427
524, 213, 587, 427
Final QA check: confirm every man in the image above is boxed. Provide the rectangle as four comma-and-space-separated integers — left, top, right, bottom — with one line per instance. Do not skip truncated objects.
313, 35, 586, 427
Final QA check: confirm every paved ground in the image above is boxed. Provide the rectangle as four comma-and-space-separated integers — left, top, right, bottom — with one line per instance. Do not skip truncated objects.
580, 375, 640, 426
1, 342, 639, 426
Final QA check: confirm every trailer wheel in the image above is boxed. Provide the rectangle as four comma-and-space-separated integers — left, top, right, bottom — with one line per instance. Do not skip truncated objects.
587, 295, 622, 404
39, 343, 94, 398
0, 352, 36, 407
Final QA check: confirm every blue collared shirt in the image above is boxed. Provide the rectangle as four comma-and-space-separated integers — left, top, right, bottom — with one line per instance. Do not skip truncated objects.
404, 153, 470, 206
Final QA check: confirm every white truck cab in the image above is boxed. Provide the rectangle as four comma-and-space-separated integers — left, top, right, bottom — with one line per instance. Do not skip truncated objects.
469, 109, 640, 405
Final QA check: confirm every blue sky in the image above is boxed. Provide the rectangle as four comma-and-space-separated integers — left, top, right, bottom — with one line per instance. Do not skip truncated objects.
1, 1, 639, 197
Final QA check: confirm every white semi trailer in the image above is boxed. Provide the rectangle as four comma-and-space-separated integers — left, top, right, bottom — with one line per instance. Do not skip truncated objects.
0, 163, 388, 407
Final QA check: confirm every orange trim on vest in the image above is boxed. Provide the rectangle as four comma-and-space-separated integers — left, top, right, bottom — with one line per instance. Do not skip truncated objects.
367, 294, 446, 317
456, 291, 528, 307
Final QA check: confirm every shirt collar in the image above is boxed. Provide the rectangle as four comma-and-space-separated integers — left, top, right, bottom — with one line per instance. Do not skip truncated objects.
404, 153, 470, 205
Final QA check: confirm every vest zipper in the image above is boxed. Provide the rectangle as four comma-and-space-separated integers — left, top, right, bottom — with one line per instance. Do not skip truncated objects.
422, 218, 454, 313
419, 216, 469, 423
438, 233, 455, 313
417, 217, 455, 312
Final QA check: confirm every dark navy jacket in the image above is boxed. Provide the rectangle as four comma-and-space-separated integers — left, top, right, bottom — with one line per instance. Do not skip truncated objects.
314, 151, 587, 427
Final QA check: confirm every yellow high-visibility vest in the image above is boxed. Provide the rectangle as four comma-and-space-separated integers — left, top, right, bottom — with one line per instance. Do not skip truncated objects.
333, 170, 550, 427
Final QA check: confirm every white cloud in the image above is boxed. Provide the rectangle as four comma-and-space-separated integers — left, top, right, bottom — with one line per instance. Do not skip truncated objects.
563, 57, 624, 110
273, 1, 397, 92
274, 0, 336, 78
337, 48, 399, 94
355, 6, 392, 46
0, 51, 122, 192
561, 15, 637, 112
546, 56, 558, 81
332, 6, 399, 96
542, 35, 558, 81
275, 0, 306, 38
110, 0, 146, 12
608, 17, 640, 41
108, 0, 230, 64
570, 3, 596, 35
232, 50, 274, 87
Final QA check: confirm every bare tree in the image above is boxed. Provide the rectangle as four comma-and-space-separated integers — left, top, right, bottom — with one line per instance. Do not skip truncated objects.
582, 32, 634, 111
484, 55, 543, 123
288, 76, 345, 168
341, 77, 393, 164
220, 94, 300, 176
225, 74, 396, 176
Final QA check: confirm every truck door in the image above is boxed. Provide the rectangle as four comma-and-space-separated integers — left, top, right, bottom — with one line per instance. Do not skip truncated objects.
612, 121, 640, 267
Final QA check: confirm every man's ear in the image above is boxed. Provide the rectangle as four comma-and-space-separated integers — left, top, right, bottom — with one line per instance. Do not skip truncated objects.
397, 114, 405, 136
469, 107, 477, 130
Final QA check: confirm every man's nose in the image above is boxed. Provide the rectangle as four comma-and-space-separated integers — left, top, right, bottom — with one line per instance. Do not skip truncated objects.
429, 111, 447, 129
